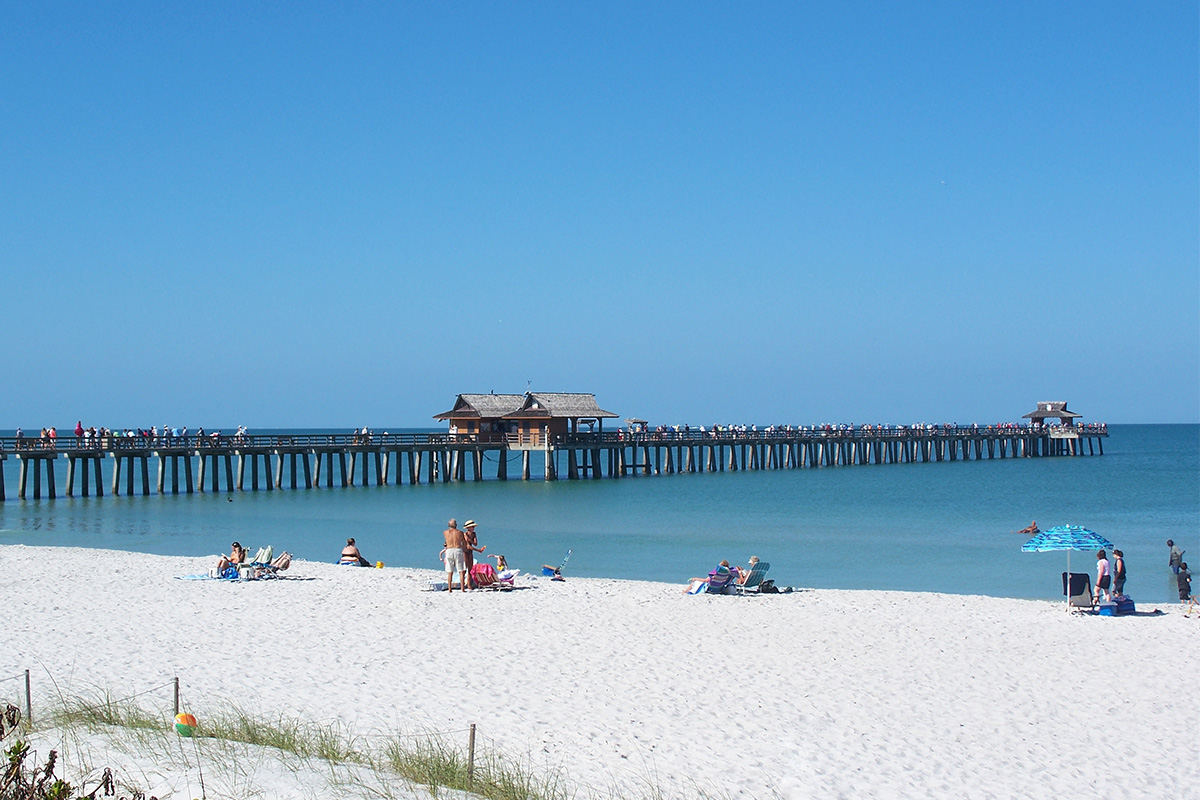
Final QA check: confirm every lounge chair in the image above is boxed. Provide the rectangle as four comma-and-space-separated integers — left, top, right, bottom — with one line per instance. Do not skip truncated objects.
734, 561, 771, 595
470, 563, 517, 591
705, 566, 735, 594
1062, 572, 1095, 612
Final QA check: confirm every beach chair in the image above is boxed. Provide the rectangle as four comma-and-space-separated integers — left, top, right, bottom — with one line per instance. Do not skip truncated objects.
734, 561, 771, 595
705, 566, 735, 595
470, 563, 516, 591
1062, 572, 1095, 612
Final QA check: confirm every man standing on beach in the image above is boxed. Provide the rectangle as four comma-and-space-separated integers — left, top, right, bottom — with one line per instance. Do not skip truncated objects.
442, 519, 468, 592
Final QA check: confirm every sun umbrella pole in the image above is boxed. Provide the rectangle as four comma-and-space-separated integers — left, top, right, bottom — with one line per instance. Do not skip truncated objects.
1066, 550, 1071, 612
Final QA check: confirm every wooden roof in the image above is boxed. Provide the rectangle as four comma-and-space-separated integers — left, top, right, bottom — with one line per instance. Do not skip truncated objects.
433, 394, 525, 420
434, 392, 617, 420
510, 392, 617, 419
1022, 401, 1082, 420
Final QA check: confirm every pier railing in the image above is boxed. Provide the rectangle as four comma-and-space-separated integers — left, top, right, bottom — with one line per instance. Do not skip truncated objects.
554, 424, 1109, 446
0, 432, 484, 453
0, 424, 1108, 455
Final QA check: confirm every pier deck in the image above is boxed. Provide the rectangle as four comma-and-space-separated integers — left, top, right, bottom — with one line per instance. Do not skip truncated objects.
0, 425, 1108, 501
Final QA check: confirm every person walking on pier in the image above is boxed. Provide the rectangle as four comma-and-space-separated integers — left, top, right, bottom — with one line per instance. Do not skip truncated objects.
441, 519, 468, 592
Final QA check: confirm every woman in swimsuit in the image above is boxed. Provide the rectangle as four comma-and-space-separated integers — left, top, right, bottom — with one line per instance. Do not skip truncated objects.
340, 538, 371, 567
217, 541, 246, 572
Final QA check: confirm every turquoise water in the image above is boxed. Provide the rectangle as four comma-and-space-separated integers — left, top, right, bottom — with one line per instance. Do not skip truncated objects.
1, 424, 1195, 602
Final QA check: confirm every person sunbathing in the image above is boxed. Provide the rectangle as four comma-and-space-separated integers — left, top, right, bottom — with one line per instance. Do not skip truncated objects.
1017, 521, 1040, 534
683, 560, 734, 593
217, 541, 246, 572
737, 556, 761, 584
340, 538, 371, 567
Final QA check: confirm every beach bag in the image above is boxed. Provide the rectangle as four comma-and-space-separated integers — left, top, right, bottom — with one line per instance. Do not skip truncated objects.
271, 551, 292, 571
759, 579, 779, 594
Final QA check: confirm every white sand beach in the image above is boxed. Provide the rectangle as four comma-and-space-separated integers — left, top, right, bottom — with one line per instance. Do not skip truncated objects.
3, 544, 1197, 799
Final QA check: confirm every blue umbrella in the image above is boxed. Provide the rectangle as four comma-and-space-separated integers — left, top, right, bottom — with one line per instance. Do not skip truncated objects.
1023, 525, 1115, 607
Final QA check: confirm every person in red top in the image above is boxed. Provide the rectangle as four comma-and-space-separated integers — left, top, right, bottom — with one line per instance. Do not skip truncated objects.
74, 420, 84, 439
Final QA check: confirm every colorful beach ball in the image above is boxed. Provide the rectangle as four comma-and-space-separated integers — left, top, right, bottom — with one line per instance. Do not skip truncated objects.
174, 712, 198, 737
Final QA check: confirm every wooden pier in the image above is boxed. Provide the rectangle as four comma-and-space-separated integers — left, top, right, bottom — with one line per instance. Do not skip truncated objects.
0, 425, 1108, 501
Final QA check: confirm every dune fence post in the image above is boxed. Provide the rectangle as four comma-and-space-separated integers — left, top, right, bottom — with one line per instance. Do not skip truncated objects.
25, 669, 32, 725
467, 723, 476, 789
173, 676, 180, 717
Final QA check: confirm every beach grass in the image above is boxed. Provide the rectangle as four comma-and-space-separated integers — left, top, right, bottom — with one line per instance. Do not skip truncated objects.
25, 693, 577, 800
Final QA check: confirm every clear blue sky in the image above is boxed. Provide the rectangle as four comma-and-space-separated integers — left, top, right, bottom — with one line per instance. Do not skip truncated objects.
2, 2, 1196, 428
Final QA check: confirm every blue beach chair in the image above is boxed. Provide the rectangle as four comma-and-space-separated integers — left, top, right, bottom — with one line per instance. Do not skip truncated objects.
734, 561, 771, 595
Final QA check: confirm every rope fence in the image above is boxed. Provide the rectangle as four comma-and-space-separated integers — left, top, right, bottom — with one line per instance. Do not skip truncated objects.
3, 669, 483, 784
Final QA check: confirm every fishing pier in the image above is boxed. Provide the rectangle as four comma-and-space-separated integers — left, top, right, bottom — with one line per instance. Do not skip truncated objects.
0, 396, 1107, 501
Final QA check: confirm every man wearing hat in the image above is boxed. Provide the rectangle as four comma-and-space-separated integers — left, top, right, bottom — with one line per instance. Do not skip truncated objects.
462, 520, 486, 589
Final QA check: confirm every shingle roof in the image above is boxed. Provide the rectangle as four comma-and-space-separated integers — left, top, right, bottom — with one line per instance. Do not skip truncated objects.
433, 392, 617, 420
1021, 401, 1082, 420
433, 394, 525, 420
508, 392, 618, 419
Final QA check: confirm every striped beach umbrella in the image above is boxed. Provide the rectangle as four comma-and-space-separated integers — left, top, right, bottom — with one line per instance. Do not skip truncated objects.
1023, 525, 1114, 607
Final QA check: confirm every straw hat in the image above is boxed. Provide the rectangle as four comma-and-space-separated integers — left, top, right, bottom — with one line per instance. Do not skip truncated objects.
464, 520, 477, 528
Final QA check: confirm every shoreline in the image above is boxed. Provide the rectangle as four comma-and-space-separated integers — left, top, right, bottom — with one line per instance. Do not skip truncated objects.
5, 543, 1199, 798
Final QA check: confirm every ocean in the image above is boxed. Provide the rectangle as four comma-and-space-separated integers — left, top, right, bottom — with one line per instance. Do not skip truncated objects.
1, 424, 1195, 602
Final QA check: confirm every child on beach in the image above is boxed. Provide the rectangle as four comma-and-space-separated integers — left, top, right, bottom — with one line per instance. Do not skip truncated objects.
1177, 562, 1192, 604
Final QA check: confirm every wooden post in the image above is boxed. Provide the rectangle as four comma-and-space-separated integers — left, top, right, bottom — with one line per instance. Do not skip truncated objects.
173, 676, 180, 717
65, 457, 76, 497
467, 723, 476, 789
25, 669, 32, 725
304, 453, 313, 488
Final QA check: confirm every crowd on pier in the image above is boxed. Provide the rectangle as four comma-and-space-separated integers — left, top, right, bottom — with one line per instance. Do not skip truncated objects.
11, 423, 252, 450
619, 420, 1109, 441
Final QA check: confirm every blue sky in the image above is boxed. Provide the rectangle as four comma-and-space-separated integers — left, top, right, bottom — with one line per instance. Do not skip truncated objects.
2, 2, 1196, 428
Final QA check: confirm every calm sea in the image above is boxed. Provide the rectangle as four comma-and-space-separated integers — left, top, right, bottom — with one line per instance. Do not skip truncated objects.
1, 424, 1196, 602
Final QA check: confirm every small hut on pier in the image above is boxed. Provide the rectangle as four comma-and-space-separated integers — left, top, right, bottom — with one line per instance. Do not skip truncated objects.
434, 392, 617, 447
1022, 401, 1082, 427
